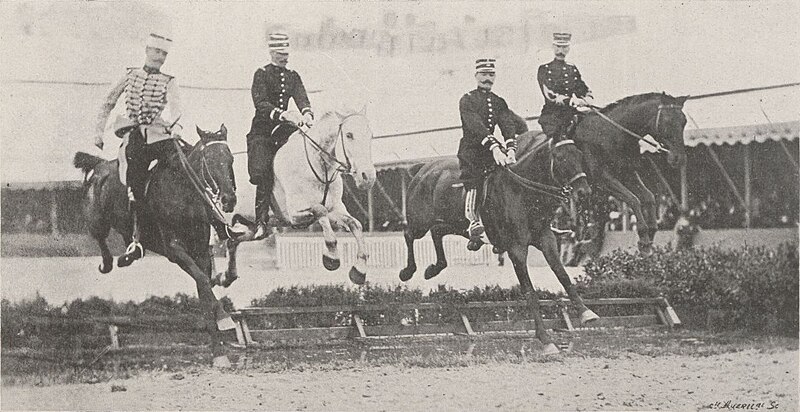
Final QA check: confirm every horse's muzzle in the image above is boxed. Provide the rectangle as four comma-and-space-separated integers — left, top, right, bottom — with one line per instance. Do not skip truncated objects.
354, 168, 377, 191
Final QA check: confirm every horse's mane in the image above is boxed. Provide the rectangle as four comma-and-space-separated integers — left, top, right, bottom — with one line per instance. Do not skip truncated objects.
600, 92, 667, 114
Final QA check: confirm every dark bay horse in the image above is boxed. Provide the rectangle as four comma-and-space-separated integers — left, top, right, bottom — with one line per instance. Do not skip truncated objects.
73, 125, 238, 367
401, 132, 598, 354
575, 92, 688, 254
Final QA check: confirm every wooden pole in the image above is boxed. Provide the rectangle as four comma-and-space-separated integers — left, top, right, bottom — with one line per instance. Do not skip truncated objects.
50, 191, 59, 236
680, 163, 688, 211
374, 177, 403, 219
743, 144, 751, 228
704, 145, 747, 210
342, 180, 369, 217
400, 171, 408, 225
622, 202, 629, 231
367, 184, 374, 232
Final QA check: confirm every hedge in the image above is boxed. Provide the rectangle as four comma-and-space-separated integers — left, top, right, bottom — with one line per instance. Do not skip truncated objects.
577, 243, 798, 334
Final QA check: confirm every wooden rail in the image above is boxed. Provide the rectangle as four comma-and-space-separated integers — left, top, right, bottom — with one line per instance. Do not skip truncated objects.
231, 297, 681, 346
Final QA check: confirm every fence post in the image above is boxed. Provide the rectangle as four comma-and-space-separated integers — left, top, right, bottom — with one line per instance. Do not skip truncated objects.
460, 313, 475, 335
108, 324, 120, 349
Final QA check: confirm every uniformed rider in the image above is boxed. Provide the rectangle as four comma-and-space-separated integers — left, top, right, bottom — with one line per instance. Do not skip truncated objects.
458, 58, 519, 251
94, 33, 237, 265
246, 32, 314, 239
537, 33, 593, 141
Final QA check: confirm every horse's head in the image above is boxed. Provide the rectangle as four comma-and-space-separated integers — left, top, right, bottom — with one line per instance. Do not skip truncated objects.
332, 107, 376, 190
550, 138, 591, 199
653, 93, 689, 168
194, 124, 237, 212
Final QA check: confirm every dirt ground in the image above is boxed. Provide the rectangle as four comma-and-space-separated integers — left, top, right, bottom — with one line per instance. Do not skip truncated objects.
3, 347, 797, 411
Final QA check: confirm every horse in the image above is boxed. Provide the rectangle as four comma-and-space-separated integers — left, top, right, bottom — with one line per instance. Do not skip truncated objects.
217, 106, 377, 286
73, 125, 238, 367
574, 92, 688, 255
400, 132, 598, 354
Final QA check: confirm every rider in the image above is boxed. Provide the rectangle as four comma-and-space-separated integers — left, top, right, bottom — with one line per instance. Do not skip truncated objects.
458, 58, 520, 251
246, 32, 315, 239
94, 33, 238, 265
537, 33, 594, 142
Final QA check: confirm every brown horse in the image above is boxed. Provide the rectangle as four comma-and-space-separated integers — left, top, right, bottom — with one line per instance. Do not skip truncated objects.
401, 132, 598, 354
73, 125, 238, 367
575, 92, 688, 254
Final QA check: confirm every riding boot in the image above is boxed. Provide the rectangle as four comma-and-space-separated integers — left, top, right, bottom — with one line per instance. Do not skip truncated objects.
253, 178, 273, 240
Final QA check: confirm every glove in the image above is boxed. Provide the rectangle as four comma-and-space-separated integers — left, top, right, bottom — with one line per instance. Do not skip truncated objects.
569, 94, 586, 107
93, 134, 104, 150
492, 146, 510, 167
505, 148, 517, 164
554, 94, 569, 105
279, 111, 303, 126
302, 112, 314, 128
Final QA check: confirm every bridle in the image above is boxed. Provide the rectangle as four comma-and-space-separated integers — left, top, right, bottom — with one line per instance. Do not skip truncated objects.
654, 103, 684, 141
295, 113, 364, 204
503, 138, 586, 202
173, 138, 234, 222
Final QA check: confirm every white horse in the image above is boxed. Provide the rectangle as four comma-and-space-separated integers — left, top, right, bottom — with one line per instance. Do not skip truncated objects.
219, 106, 377, 285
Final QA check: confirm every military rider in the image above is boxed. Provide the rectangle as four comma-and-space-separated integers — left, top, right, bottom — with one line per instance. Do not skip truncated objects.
94, 33, 238, 265
458, 58, 520, 251
537, 33, 594, 141
246, 32, 315, 239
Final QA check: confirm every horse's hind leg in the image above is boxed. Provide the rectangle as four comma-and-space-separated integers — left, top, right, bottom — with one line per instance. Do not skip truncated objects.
213, 239, 240, 288
424, 223, 454, 280
89, 218, 113, 273
538, 229, 598, 325
625, 172, 658, 247
317, 214, 341, 271
399, 225, 427, 281
506, 243, 559, 355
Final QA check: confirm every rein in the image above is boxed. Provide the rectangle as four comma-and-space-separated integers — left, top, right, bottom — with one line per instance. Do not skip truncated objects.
171, 138, 228, 222
293, 113, 361, 204
587, 105, 671, 154
501, 139, 582, 202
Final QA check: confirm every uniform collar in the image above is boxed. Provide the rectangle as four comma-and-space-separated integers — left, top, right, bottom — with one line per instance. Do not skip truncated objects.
267, 63, 288, 71
143, 65, 161, 74
550, 58, 567, 65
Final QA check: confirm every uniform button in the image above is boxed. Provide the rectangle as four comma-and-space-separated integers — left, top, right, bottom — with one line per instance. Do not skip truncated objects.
548, 70, 551, 74
564, 74, 568, 77
547, 78, 551, 81
489, 107, 493, 111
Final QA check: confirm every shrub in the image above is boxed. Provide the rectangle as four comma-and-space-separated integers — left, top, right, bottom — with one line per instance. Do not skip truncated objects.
578, 243, 799, 335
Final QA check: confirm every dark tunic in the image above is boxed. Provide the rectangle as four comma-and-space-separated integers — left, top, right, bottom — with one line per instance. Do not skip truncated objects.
536, 59, 591, 138
457, 88, 517, 189
246, 63, 312, 183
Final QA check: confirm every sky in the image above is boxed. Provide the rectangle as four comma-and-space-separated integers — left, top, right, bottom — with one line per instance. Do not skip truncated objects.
0, 0, 798, 185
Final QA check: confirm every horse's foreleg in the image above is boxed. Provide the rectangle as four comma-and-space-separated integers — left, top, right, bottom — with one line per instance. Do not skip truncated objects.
163, 236, 232, 367
399, 227, 420, 281
506, 243, 558, 355
538, 229, 598, 325
624, 172, 658, 246
600, 170, 651, 255
424, 224, 454, 280
91, 223, 114, 274
330, 210, 369, 285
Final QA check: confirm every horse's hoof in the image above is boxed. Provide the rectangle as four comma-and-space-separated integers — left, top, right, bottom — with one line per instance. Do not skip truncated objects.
542, 343, 560, 356
322, 255, 341, 271
424, 263, 446, 280
399, 266, 416, 282
98, 262, 112, 274
466, 238, 484, 251
216, 316, 236, 331
212, 355, 232, 369
349, 266, 366, 285
580, 309, 600, 325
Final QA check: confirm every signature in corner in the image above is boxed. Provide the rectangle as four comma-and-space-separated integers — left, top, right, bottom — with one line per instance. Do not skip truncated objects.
706, 400, 780, 410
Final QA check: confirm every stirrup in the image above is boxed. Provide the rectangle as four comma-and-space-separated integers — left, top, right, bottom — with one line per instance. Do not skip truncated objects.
118, 242, 144, 267
253, 221, 269, 241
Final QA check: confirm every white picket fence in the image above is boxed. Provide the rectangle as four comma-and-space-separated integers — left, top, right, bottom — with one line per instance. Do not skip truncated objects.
275, 233, 495, 268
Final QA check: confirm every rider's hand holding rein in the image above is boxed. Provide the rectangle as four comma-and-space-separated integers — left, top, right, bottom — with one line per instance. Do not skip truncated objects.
279, 110, 304, 127
491, 144, 512, 167
505, 148, 517, 164
302, 111, 314, 128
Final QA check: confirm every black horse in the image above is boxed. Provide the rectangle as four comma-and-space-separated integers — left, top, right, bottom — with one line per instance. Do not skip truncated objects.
400, 132, 598, 354
73, 125, 238, 367
575, 92, 688, 254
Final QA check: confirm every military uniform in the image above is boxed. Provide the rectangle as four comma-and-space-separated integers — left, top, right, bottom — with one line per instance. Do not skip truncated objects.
457, 89, 518, 190
246, 32, 314, 231
537, 33, 592, 140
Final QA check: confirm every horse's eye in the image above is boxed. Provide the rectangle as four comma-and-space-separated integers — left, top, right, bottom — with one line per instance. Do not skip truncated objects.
346, 132, 354, 140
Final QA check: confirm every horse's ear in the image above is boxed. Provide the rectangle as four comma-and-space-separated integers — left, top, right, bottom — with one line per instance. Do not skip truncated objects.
196, 125, 204, 138
220, 123, 227, 137
333, 110, 346, 121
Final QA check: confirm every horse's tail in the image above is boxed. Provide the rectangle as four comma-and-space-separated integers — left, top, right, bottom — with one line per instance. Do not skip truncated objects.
73, 152, 105, 174
408, 163, 425, 177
